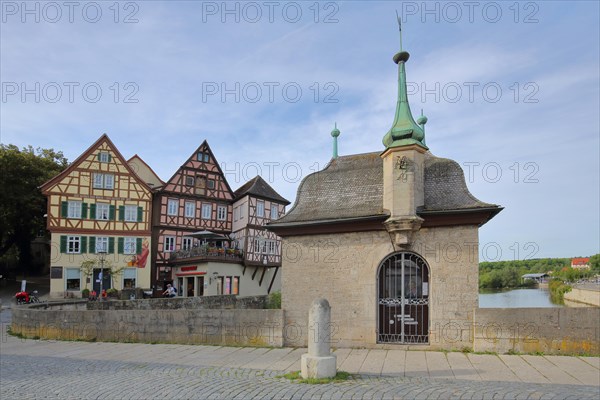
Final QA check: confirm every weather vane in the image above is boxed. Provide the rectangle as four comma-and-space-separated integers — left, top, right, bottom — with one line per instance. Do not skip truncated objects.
395, 10, 403, 52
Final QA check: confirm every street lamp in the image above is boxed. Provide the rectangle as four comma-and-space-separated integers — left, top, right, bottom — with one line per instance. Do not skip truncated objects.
97, 249, 107, 300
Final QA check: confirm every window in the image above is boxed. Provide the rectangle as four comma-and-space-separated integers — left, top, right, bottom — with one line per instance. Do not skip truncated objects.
68, 201, 82, 219
96, 203, 110, 220
239, 205, 245, 219
167, 199, 178, 216
232, 277, 239, 295
96, 237, 109, 253
185, 176, 195, 186
182, 237, 193, 250
219, 276, 239, 295
124, 237, 137, 255
66, 268, 80, 291
185, 202, 195, 218
217, 206, 227, 221
202, 204, 212, 219
164, 236, 175, 252
256, 200, 264, 217
207, 179, 215, 189
123, 268, 136, 288
233, 206, 239, 221
270, 206, 278, 220
253, 238, 263, 254
67, 236, 81, 253
197, 152, 210, 162
93, 173, 114, 189
98, 152, 110, 163
268, 240, 277, 255
124, 205, 138, 222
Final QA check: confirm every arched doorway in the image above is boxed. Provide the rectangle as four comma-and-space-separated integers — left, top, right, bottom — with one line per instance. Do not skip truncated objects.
377, 252, 430, 344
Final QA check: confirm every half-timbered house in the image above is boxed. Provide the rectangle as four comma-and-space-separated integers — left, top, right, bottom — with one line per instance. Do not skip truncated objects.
153, 142, 290, 297
231, 176, 290, 294
152, 141, 235, 296
41, 135, 153, 298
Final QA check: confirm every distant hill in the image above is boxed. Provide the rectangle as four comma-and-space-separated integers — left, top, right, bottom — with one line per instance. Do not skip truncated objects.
478, 255, 599, 289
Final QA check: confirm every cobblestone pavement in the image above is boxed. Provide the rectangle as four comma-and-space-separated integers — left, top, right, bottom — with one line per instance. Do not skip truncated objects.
2, 307, 599, 400
1, 352, 599, 400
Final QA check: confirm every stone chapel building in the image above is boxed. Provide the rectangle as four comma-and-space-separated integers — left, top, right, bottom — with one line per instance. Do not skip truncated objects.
268, 32, 502, 349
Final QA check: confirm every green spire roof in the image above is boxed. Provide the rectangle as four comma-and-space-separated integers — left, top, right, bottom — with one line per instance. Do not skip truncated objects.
382, 18, 428, 150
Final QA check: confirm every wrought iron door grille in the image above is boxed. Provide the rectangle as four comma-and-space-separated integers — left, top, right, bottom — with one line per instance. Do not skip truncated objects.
377, 252, 430, 344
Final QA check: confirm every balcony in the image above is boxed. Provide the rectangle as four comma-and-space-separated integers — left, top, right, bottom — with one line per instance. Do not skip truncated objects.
169, 245, 243, 263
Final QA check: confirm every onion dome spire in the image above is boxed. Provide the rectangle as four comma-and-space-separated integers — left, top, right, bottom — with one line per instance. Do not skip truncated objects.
382, 15, 428, 150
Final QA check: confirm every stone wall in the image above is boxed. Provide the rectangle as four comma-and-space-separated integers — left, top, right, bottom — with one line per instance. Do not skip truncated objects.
11, 296, 283, 347
86, 295, 266, 310
281, 225, 479, 349
473, 308, 599, 355
564, 287, 600, 307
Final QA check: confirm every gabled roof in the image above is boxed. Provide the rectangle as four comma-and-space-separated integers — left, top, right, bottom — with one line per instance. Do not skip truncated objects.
128, 154, 164, 190
40, 134, 152, 194
269, 151, 501, 228
571, 258, 590, 265
162, 140, 234, 197
233, 175, 290, 205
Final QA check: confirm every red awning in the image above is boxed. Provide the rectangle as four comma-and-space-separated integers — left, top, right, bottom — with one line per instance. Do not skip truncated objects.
175, 271, 207, 277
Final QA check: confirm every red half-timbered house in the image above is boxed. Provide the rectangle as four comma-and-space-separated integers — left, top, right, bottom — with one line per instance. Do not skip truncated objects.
152, 141, 235, 295
153, 142, 289, 298
41, 135, 153, 298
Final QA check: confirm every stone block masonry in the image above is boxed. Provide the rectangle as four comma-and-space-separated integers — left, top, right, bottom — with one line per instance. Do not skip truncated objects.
11, 296, 283, 347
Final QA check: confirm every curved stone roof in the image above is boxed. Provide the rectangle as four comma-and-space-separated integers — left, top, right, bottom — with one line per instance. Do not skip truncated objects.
421, 153, 497, 211
271, 151, 498, 226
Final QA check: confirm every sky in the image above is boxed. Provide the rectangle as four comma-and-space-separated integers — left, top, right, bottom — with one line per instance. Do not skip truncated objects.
1, 1, 599, 262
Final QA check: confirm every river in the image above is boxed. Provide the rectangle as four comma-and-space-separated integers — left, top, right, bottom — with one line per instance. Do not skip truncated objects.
479, 287, 562, 308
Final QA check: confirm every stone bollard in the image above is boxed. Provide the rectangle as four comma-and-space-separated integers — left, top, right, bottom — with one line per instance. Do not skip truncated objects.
300, 298, 337, 379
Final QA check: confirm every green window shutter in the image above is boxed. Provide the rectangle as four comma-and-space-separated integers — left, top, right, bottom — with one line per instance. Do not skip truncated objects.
136, 238, 142, 255
118, 206, 125, 221
109, 205, 116, 220
108, 237, 115, 254
81, 236, 88, 253
97, 153, 101, 162
89, 204, 96, 220
88, 237, 96, 253
108, 154, 112, 162
60, 236, 67, 253
81, 203, 88, 219
118, 237, 124, 254
61, 201, 68, 218
137, 206, 143, 222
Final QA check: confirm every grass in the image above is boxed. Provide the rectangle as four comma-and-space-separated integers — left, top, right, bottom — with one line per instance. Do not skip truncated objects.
277, 370, 353, 384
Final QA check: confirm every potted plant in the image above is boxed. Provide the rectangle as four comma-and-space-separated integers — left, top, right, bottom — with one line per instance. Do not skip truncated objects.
106, 288, 119, 298
81, 288, 90, 299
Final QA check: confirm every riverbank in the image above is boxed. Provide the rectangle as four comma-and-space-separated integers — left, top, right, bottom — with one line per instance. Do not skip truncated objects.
564, 285, 600, 307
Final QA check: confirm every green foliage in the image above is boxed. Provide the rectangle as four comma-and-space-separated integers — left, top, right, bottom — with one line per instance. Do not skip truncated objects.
548, 278, 571, 304
277, 370, 352, 384
267, 291, 281, 309
0, 145, 68, 275
81, 288, 90, 299
587, 254, 600, 273
478, 258, 579, 289
106, 288, 119, 297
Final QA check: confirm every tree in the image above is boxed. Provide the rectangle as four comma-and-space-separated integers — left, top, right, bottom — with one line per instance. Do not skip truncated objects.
589, 254, 600, 273
0, 145, 68, 276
